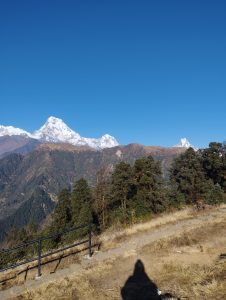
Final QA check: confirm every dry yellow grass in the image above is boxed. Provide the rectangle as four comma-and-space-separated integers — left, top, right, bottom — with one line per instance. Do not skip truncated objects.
102, 203, 226, 250
143, 219, 226, 253
156, 261, 226, 300
101, 207, 193, 249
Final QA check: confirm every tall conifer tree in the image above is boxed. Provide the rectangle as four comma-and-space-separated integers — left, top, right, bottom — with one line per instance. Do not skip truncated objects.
170, 148, 206, 204
133, 156, 166, 214
71, 178, 92, 227
110, 162, 134, 210
52, 188, 71, 230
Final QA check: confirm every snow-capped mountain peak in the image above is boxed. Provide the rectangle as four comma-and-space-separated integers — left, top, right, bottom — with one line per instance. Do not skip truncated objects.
174, 138, 197, 150
83, 133, 119, 149
99, 134, 119, 148
32, 116, 82, 143
175, 138, 191, 148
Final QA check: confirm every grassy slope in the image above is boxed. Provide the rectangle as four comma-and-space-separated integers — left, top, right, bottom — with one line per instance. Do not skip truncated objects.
1, 205, 226, 299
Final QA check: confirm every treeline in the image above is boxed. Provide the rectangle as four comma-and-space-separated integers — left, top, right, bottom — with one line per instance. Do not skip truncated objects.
1, 142, 226, 264
52, 142, 226, 234
49, 155, 166, 238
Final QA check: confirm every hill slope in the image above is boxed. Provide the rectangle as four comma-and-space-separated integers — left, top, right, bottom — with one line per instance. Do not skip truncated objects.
0, 206, 226, 299
0, 136, 40, 159
0, 143, 185, 241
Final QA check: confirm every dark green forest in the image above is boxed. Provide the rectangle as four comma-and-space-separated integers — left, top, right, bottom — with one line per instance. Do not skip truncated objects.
1, 142, 226, 268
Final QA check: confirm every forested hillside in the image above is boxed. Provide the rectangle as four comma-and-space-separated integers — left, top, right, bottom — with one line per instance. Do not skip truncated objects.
1, 142, 226, 257
0, 143, 184, 242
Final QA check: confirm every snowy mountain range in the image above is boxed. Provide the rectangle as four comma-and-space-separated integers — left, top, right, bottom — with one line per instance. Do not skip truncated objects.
0, 117, 198, 150
0, 116, 119, 150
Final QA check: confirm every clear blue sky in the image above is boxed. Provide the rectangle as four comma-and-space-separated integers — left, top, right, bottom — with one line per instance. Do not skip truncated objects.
0, 0, 225, 148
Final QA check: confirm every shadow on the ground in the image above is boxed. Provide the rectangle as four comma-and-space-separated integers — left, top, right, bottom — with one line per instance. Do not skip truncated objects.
121, 259, 179, 300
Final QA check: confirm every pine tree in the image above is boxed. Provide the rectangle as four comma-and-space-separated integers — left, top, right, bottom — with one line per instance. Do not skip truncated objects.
170, 148, 211, 204
110, 162, 135, 211
51, 188, 72, 231
202, 180, 225, 205
132, 156, 166, 215
202, 142, 226, 191
71, 178, 92, 227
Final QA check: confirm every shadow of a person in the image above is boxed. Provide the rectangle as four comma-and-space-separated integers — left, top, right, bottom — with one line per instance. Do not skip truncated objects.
121, 259, 161, 300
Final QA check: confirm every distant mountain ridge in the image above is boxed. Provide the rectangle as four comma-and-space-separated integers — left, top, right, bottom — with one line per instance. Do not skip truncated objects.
0, 116, 119, 150
0, 135, 40, 159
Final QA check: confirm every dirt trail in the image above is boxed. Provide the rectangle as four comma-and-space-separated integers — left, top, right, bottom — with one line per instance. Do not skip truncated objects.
1, 207, 226, 300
